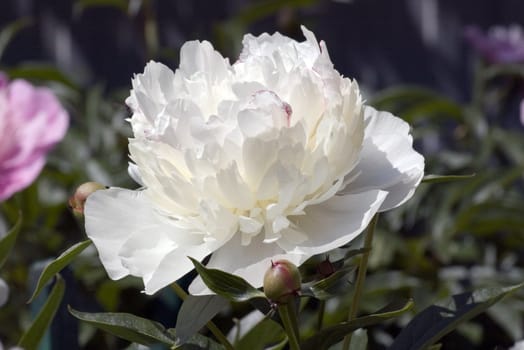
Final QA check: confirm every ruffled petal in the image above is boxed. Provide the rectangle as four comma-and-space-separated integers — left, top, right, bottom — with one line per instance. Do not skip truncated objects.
341, 106, 424, 211
279, 189, 388, 255
85, 188, 214, 294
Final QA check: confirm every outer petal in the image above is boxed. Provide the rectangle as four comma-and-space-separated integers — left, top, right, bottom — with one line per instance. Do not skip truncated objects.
7, 80, 69, 150
280, 189, 388, 255
85, 188, 214, 294
188, 232, 305, 295
0, 158, 45, 201
341, 106, 424, 211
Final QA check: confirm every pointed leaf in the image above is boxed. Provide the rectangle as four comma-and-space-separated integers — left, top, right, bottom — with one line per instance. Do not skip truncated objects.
389, 282, 524, 350
29, 240, 92, 302
301, 265, 355, 300
7, 63, 78, 89
18, 274, 65, 350
422, 174, 475, 184
170, 330, 225, 350
74, 0, 128, 15
189, 257, 266, 302
175, 295, 229, 345
427, 344, 443, 350
69, 307, 177, 346
0, 212, 22, 269
299, 248, 367, 282
301, 299, 414, 350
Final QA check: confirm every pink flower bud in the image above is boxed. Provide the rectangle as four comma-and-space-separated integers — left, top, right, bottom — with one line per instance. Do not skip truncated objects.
69, 182, 106, 218
263, 259, 301, 304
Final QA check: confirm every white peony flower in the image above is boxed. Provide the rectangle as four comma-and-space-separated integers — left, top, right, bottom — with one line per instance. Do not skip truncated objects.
85, 26, 424, 295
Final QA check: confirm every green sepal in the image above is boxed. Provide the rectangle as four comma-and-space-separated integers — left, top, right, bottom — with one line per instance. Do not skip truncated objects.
189, 257, 266, 302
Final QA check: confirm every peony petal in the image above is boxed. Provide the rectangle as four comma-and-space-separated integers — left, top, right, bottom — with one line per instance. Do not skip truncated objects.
127, 163, 144, 186
0, 157, 45, 201
341, 106, 424, 211
179, 40, 230, 82
144, 243, 214, 294
188, 232, 305, 294
279, 189, 388, 255
85, 188, 213, 294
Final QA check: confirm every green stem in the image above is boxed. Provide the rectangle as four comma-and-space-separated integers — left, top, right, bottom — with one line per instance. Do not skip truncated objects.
342, 214, 379, 350
278, 302, 301, 350
142, 0, 159, 59
317, 300, 325, 331
170, 283, 234, 350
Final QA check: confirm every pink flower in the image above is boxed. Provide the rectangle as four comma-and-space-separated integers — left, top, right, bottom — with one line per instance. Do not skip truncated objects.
464, 25, 524, 64
0, 73, 69, 201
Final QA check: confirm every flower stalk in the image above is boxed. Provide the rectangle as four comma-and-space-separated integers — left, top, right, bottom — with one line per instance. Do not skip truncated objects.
278, 302, 301, 350
170, 283, 234, 350
317, 299, 326, 331
343, 214, 379, 350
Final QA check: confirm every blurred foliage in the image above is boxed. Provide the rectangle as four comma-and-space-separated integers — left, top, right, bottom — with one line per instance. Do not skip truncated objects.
0, 0, 524, 349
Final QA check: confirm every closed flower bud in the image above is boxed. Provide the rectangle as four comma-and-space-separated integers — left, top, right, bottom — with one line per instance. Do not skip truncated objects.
69, 182, 105, 218
263, 259, 301, 304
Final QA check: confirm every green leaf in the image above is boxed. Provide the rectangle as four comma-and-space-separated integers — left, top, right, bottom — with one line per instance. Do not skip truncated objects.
483, 63, 524, 80
301, 298, 414, 350
298, 248, 367, 282
18, 274, 65, 350
189, 257, 266, 302
7, 63, 78, 89
175, 295, 229, 345
171, 331, 226, 350
0, 17, 32, 60
29, 240, 92, 302
301, 265, 355, 300
427, 344, 443, 350
369, 86, 464, 123
422, 174, 476, 184
0, 212, 22, 269
73, 0, 129, 15
69, 307, 177, 346
235, 316, 286, 350
389, 282, 524, 350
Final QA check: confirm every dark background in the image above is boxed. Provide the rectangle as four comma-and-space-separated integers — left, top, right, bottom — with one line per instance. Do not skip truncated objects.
1, 0, 524, 101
